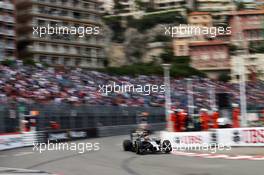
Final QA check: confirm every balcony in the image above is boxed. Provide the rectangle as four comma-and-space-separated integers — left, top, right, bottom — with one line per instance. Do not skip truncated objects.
7, 30, 15, 36
5, 44, 15, 49
0, 2, 14, 10
0, 16, 15, 23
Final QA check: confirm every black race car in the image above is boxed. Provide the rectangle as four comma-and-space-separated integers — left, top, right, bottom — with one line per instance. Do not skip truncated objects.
122, 129, 172, 155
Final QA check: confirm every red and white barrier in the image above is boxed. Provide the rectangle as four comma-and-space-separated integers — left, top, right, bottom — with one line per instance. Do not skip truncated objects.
160, 131, 211, 148
215, 127, 264, 146
0, 132, 37, 151
161, 127, 264, 147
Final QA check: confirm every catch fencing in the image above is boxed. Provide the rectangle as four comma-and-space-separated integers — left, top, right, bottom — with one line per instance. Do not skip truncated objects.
0, 104, 166, 135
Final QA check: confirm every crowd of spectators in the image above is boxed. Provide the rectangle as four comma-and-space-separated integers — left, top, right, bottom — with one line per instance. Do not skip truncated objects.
0, 63, 263, 110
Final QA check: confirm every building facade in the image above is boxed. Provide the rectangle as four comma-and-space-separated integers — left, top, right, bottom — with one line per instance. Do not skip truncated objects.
118, 0, 137, 13
151, 0, 185, 10
189, 41, 230, 79
0, 0, 16, 61
188, 12, 213, 27
16, 0, 105, 68
195, 0, 235, 13
229, 10, 264, 47
231, 54, 264, 82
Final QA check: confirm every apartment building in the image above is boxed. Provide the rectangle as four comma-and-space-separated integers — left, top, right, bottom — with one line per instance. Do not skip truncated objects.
195, 0, 235, 13
189, 41, 230, 79
231, 53, 264, 82
98, 0, 114, 14
229, 10, 264, 47
228, 9, 264, 82
188, 12, 213, 27
118, 0, 137, 13
257, 0, 264, 9
150, 0, 185, 10
0, 0, 16, 61
16, 0, 105, 68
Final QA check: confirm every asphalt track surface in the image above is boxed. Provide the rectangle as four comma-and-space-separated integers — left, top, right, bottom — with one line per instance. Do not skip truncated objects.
0, 135, 263, 175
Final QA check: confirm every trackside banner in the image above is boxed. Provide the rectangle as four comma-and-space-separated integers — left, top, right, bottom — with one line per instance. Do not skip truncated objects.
0, 134, 24, 150
160, 131, 211, 149
0, 132, 37, 151
215, 127, 264, 146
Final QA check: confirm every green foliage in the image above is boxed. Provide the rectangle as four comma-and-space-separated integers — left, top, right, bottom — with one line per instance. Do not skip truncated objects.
135, 0, 148, 11
23, 58, 36, 66
160, 48, 174, 63
236, 1, 246, 10
218, 73, 231, 82
152, 35, 171, 42
101, 61, 205, 78
1, 59, 16, 67
229, 44, 238, 55
102, 63, 163, 76
113, 0, 125, 12
249, 41, 264, 53
160, 48, 205, 77
101, 48, 205, 78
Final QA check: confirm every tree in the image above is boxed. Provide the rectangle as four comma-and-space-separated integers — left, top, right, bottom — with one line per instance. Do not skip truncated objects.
113, 0, 124, 14
236, 0, 246, 10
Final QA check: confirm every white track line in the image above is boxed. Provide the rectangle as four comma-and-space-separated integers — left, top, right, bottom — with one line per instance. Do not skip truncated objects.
13, 152, 34, 157
172, 151, 264, 161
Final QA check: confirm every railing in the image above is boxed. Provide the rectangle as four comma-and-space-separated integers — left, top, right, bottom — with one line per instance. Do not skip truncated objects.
1, 103, 263, 134
0, 104, 165, 134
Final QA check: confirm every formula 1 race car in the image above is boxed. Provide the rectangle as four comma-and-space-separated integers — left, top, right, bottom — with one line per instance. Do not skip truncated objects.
123, 129, 172, 155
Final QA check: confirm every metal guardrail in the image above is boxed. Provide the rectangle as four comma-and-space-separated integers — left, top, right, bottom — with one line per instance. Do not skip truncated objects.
0, 104, 165, 134
1, 103, 263, 134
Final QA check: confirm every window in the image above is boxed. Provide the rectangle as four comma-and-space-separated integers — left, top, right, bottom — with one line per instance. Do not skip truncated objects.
39, 55, 47, 61
64, 45, 69, 52
60, 10, 68, 16
83, 3, 89, 9
38, 20, 45, 26
73, 0, 79, 6
85, 48, 91, 56
73, 12, 81, 19
38, 6, 45, 14
52, 44, 58, 50
39, 43, 46, 50
51, 57, 58, 64
50, 21, 57, 27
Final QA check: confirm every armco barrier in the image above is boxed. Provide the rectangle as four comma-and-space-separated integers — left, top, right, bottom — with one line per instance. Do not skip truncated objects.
161, 127, 264, 148
0, 132, 37, 151
44, 128, 98, 143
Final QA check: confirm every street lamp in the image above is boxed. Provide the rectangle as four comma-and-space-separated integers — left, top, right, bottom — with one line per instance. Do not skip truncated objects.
186, 78, 194, 117
162, 63, 172, 131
